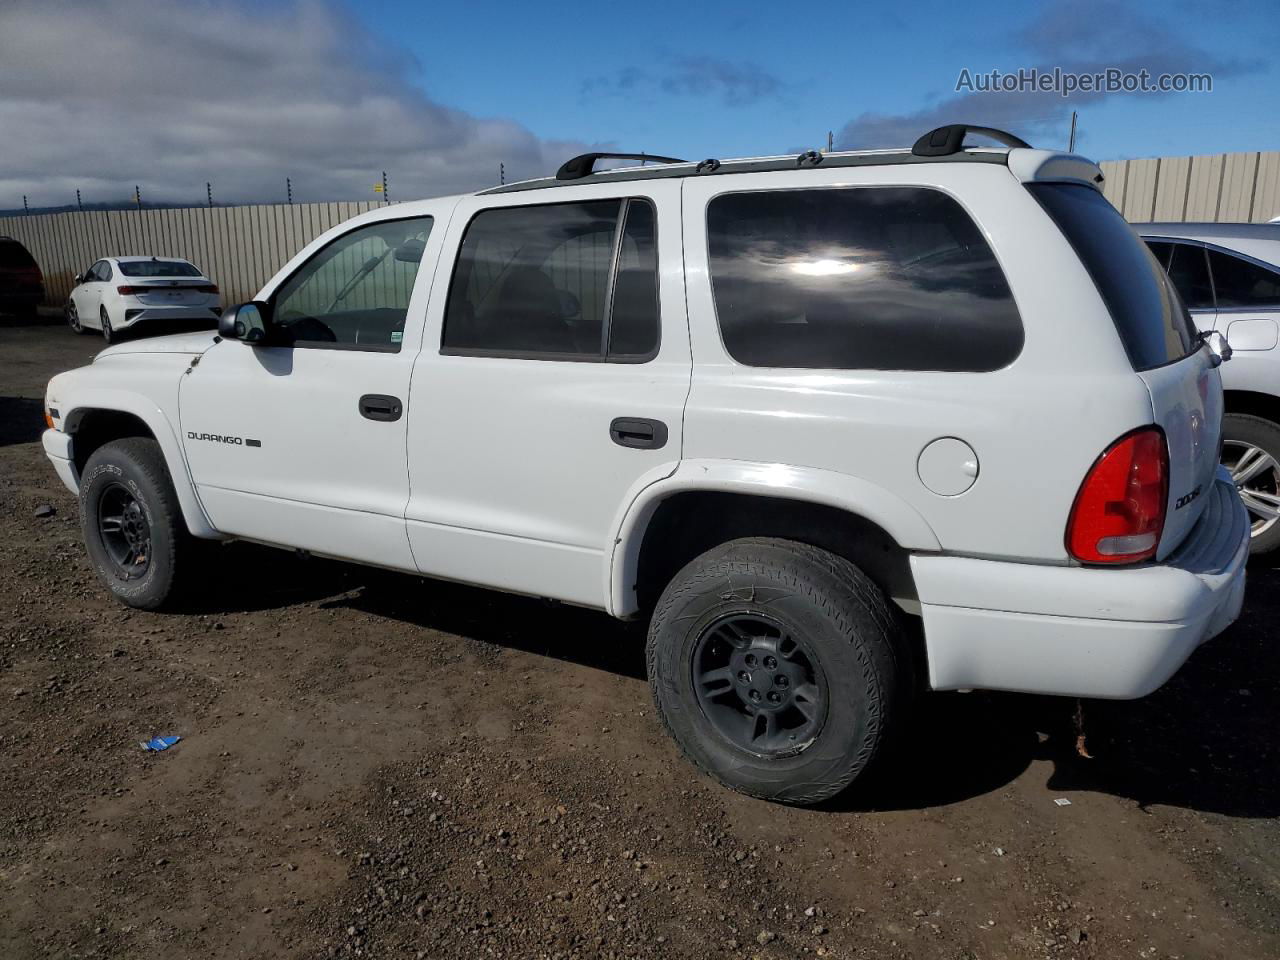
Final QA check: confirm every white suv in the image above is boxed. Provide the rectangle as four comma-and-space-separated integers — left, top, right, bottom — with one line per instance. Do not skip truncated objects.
42, 125, 1249, 805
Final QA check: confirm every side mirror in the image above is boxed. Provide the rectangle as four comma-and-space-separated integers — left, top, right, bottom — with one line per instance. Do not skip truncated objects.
218, 301, 272, 343
1200, 329, 1232, 367
73, 273, 83, 284
394, 238, 425, 263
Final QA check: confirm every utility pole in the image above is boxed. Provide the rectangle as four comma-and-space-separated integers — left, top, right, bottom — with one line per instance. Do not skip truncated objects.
827, 130, 834, 153
1068, 111, 1078, 153
286, 177, 293, 205
23, 195, 29, 214
76, 189, 83, 212
206, 182, 213, 208
134, 185, 142, 208
499, 162, 504, 186
381, 171, 389, 203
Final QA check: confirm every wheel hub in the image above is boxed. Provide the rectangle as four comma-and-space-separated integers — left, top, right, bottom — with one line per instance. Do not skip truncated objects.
98, 483, 151, 578
692, 614, 826, 757
728, 641, 806, 713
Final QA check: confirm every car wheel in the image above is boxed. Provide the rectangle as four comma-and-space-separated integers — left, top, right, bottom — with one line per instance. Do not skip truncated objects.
100, 308, 114, 343
1222, 413, 1280, 555
67, 302, 84, 334
80, 437, 191, 610
646, 537, 907, 805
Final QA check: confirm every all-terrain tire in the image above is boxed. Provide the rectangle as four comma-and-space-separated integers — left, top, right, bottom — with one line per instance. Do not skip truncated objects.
646, 537, 906, 805
80, 437, 189, 610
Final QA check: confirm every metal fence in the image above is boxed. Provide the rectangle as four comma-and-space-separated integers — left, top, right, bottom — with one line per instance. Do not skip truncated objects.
1099, 151, 1280, 224
3, 149, 1278, 309
0, 201, 390, 307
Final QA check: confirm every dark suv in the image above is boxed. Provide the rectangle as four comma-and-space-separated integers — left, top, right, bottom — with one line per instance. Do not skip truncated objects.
0, 236, 45, 318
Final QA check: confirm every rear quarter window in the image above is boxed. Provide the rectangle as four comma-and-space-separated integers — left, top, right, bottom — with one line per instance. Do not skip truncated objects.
1031, 184, 1198, 370
705, 187, 1023, 371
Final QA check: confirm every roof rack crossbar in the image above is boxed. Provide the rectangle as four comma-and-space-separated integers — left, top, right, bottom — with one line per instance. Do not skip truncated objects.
555, 152, 685, 181
911, 124, 1031, 157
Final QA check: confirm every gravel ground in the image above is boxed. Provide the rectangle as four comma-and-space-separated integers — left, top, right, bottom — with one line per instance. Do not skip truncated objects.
2, 314, 1278, 960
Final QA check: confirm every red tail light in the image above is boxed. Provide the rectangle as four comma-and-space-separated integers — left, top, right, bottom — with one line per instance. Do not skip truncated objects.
1066, 427, 1168, 565
197, 284, 219, 294
117, 285, 146, 295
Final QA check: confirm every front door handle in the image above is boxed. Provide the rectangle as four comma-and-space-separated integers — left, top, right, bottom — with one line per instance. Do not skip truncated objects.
610, 417, 667, 450
359, 394, 403, 422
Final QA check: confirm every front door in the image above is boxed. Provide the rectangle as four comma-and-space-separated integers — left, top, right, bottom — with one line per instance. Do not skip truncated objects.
178, 211, 443, 570
404, 181, 690, 609
73, 260, 108, 325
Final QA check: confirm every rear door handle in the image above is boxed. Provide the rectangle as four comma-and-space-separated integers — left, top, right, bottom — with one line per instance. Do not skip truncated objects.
610, 417, 667, 450
359, 394, 403, 422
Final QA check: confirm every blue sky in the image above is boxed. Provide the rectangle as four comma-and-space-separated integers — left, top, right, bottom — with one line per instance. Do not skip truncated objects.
350, 0, 1277, 165
1, 0, 1276, 208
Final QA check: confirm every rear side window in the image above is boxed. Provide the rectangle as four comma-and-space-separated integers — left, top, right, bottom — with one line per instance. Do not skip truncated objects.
705, 187, 1022, 371
1031, 184, 1197, 370
117, 260, 202, 278
443, 199, 659, 360
1207, 249, 1280, 308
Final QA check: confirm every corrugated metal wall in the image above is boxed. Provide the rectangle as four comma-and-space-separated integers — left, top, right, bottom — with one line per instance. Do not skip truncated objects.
1099, 151, 1280, 224
0, 201, 389, 306
4, 151, 1278, 308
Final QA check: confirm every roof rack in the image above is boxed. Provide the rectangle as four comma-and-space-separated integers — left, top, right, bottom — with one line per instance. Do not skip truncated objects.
911, 124, 1030, 157
556, 152, 685, 181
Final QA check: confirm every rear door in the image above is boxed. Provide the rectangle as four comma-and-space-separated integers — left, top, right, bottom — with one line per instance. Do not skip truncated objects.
403, 180, 690, 609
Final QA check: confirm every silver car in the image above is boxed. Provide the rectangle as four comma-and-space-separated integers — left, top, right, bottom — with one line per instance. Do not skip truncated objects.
1139, 223, 1280, 553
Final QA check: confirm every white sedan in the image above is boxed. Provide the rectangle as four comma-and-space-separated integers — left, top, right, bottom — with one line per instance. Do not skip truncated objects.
66, 256, 221, 342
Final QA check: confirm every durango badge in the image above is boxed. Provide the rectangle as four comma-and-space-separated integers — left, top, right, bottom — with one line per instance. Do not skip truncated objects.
187, 431, 261, 448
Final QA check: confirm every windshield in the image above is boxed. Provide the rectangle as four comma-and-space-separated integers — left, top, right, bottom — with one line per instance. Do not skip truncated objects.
117, 259, 202, 278
1029, 183, 1197, 370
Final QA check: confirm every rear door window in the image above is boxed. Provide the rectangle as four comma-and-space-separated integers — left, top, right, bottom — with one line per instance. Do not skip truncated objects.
443, 198, 659, 360
1207, 249, 1280, 308
705, 187, 1022, 371
1031, 183, 1197, 370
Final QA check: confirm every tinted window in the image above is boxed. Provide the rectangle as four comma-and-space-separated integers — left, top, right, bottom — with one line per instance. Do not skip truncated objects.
1144, 240, 1173, 268
271, 216, 433, 351
1031, 184, 1196, 370
443, 199, 659, 360
1166, 244, 1214, 310
706, 187, 1022, 371
117, 259, 202, 278
95, 262, 113, 282
608, 200, 659, 357
1208, 249, 1280, 308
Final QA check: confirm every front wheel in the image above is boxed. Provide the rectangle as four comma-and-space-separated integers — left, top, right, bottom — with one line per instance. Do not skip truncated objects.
646, 537, 906, 805
1222, 413, 1280, 555
80, 437, 191, 609
67, 301, 85, 334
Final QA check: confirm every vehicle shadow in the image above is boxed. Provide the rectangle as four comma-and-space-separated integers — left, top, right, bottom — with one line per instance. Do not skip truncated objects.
0, 307, 62, 327
0, 397, 46, 446
185, 541, 1279, 819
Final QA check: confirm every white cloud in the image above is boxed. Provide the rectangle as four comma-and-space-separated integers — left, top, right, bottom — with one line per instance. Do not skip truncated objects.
0, 0, 593, 208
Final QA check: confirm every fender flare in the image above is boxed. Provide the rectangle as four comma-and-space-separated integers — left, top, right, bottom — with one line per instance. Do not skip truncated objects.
606, 458, 941, 617
62, 389, 218, 539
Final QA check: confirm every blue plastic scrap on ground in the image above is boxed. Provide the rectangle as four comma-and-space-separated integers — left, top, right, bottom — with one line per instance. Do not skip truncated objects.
140, 735, 182, 752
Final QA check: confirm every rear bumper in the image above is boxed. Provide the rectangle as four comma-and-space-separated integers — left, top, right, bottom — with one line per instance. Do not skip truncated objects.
912, 469, 1249, 699
117, 306, 219, 331
42, 429, 79, 495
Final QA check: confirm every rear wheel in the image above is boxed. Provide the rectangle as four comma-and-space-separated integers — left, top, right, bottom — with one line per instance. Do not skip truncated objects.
1222, 413, 1280, 555
80, 437, 190, 609
647, 537, 906, 805
100, 308, 114, 343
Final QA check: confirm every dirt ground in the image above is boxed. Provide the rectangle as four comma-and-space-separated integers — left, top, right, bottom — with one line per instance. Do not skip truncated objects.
2, 314, 1278, 960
